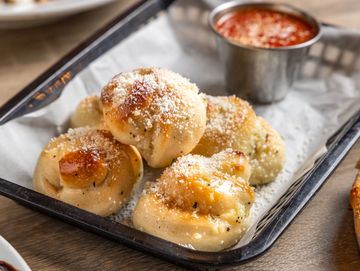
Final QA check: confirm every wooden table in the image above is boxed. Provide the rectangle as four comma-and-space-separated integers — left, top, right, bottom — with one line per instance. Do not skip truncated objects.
1, 0, 359, 270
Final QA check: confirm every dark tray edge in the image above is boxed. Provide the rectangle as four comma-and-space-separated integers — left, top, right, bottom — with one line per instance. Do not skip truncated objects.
0, 0, 359, 269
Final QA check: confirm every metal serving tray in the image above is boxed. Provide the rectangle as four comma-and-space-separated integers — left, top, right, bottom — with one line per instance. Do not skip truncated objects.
0, 0, 359, 269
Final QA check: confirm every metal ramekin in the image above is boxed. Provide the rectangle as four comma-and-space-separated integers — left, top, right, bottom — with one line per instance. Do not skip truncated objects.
209, 2, 322, 104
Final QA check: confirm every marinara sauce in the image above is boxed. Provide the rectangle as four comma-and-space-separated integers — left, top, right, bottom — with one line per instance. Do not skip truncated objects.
216, 8, 317, 48
0, 261, 19, 271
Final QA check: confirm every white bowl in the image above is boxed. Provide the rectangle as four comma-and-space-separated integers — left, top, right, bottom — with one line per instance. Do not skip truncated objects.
0, 0, 117, 29
0, 235, 31, 271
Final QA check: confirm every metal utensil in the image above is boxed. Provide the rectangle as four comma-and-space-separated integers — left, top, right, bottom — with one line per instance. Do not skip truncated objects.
209, 1, 322, 103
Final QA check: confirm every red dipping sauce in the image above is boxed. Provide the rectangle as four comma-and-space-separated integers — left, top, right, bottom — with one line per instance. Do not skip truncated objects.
216, 8, 317, 48
0, 261, 19, 271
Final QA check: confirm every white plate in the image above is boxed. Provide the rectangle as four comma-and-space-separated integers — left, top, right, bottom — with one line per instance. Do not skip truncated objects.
0, 235, 31, 271
0, 0, 117, 28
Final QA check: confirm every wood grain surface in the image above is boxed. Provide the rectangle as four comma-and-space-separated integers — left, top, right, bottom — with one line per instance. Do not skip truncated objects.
0, 0, 360, 270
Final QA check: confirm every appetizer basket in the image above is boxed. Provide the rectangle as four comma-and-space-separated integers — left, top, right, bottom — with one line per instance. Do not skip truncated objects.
0, 0, 359, 269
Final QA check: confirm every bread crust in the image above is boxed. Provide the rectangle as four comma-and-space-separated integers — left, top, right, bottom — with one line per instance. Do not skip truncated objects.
101, 67, 207, 168
192, 95, 285, 185
132, 149, 255, 251
70, 95, 104, 129
350, 160, 360, 247
33, 128, 143, 216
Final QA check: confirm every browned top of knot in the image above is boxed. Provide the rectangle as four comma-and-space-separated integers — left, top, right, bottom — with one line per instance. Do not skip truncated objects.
101, 81, 118, 106
117, 79, 155, 119
59, 147, 108, 189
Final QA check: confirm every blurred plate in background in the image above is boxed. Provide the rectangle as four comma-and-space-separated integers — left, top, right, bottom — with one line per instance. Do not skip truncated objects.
0, 0, 117, 29
0, 235, 31, 271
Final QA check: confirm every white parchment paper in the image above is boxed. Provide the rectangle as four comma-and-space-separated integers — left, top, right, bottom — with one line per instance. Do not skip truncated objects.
0, 0, 359, 247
